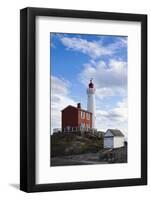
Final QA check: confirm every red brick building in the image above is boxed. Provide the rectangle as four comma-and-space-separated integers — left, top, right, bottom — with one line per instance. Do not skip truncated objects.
61, 103, 92, 132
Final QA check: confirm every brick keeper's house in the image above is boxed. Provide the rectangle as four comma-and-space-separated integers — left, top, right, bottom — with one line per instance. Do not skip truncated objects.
61, 103, 92, 132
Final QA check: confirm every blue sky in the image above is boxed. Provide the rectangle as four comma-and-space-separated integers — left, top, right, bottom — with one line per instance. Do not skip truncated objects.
50, 33, 128, 136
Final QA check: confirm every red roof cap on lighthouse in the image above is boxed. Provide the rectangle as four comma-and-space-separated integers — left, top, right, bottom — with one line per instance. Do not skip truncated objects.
89, 79, 94, 88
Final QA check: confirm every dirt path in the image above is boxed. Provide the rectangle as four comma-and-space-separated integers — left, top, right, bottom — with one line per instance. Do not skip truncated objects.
51, 145, 127, 167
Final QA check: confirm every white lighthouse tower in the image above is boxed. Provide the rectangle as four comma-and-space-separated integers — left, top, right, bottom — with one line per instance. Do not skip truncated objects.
87, 79, 96, 129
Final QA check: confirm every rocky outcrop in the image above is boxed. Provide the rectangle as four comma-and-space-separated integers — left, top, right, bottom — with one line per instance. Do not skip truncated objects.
51, 132, 103, 157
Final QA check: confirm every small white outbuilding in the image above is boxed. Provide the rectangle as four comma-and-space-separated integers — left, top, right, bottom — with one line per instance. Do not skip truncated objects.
104, 129, 125, 149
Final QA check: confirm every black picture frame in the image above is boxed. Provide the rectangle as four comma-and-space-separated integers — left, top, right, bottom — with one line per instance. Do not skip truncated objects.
20, 7, 147, 192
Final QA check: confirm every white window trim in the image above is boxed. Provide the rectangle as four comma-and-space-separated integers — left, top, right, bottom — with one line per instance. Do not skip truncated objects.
86, 113, 90, 120
81, 111, 85, 119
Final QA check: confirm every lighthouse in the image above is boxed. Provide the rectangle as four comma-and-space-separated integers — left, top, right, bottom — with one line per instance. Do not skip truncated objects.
87, 79, 96, 129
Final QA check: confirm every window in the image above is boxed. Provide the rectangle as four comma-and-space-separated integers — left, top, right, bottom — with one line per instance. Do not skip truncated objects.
86, 113, 90, 120
81, 111, 85, 119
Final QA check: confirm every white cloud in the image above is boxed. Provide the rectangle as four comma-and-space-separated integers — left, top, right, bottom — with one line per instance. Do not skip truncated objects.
51, 76, 69, 95
118, 37, 127, 47
59, 35, 127, 59
79, 59, 127, 99
51, 76, 76, 132
107, 37, 127, 51
96, 98, 128, 136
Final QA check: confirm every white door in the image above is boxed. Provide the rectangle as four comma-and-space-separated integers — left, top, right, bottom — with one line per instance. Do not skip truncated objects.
104, 137, 113, 148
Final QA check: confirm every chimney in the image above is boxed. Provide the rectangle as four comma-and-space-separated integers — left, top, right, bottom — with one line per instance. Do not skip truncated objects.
77, 103, 81, 109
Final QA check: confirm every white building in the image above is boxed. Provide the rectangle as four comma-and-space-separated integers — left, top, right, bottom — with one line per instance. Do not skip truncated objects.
87, 79, 96, 129
104, 129, 125, 149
